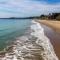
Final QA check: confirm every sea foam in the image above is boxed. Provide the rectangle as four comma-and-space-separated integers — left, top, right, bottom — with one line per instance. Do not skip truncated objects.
0, 20, 59, 60
31, 20, 59, 60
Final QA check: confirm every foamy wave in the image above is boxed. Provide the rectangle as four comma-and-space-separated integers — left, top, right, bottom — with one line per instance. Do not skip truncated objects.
31, 20, 59, 60
0, 20, 59, 60
31, 20, 44, 37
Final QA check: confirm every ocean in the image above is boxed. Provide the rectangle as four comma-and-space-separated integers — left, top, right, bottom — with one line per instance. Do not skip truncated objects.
0, 20, 58, 60
0, 19, 31, 50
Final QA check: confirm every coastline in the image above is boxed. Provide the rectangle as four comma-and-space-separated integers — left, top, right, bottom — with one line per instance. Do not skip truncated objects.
38, 20, 60, 33
31, 20, 59, 60
0, 20, 59, 60
38, 20, 60, 59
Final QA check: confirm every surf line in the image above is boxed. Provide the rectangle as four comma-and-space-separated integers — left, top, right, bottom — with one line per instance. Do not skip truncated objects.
31, 20, 59, 60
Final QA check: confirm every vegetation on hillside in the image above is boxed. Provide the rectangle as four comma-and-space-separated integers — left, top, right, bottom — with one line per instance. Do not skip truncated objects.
40, 13, 60, 20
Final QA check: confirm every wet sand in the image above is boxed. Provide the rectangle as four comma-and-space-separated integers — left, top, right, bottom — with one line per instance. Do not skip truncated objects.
41, 24, 60, 59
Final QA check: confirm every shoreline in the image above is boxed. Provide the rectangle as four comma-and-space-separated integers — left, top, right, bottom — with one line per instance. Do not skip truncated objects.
0, 20, 59, 60
38, 20, 60, 59
38, 20, 60, 33
31, 20, 59, 60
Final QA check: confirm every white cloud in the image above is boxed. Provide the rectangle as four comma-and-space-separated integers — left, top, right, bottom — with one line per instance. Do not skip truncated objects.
0, 0, 60, 17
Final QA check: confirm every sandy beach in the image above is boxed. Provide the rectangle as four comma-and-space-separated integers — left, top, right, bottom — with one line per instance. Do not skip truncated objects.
38, 20, 60, 33
38, 20, 60, 59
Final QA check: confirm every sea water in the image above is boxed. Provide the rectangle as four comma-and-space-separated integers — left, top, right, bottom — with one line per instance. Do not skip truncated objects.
0, 19, 31, 50
0, 20, 58, 60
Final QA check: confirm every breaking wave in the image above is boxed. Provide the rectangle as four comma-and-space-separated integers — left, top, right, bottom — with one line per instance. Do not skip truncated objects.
0, 20, 59, 60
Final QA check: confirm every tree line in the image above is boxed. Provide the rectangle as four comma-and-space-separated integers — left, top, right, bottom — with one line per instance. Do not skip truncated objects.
40, 13, 60, 20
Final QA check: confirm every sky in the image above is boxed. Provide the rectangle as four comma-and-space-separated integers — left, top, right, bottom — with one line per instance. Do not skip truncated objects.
0, 0, 60, 18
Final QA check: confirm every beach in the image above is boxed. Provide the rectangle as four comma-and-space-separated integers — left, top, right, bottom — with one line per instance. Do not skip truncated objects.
0, 20, 58, 60
38, 20, 60, 59
38, 20, 60, 33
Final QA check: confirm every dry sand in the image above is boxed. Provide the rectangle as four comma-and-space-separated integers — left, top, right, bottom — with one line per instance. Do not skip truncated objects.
38, 20, 60, 33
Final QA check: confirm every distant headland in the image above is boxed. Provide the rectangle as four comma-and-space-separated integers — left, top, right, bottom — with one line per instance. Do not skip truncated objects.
0, 13, 60, 20
0, 16, 39, 19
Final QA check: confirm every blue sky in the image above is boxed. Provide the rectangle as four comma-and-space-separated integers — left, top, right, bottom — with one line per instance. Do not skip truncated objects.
0, 0, 60, 18
34, 0, 60, 4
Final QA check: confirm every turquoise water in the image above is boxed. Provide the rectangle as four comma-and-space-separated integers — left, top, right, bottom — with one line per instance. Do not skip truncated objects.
0, 19, 31, 50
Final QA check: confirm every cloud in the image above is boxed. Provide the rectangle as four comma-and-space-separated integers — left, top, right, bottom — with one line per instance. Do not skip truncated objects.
0, 0, 60, 17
